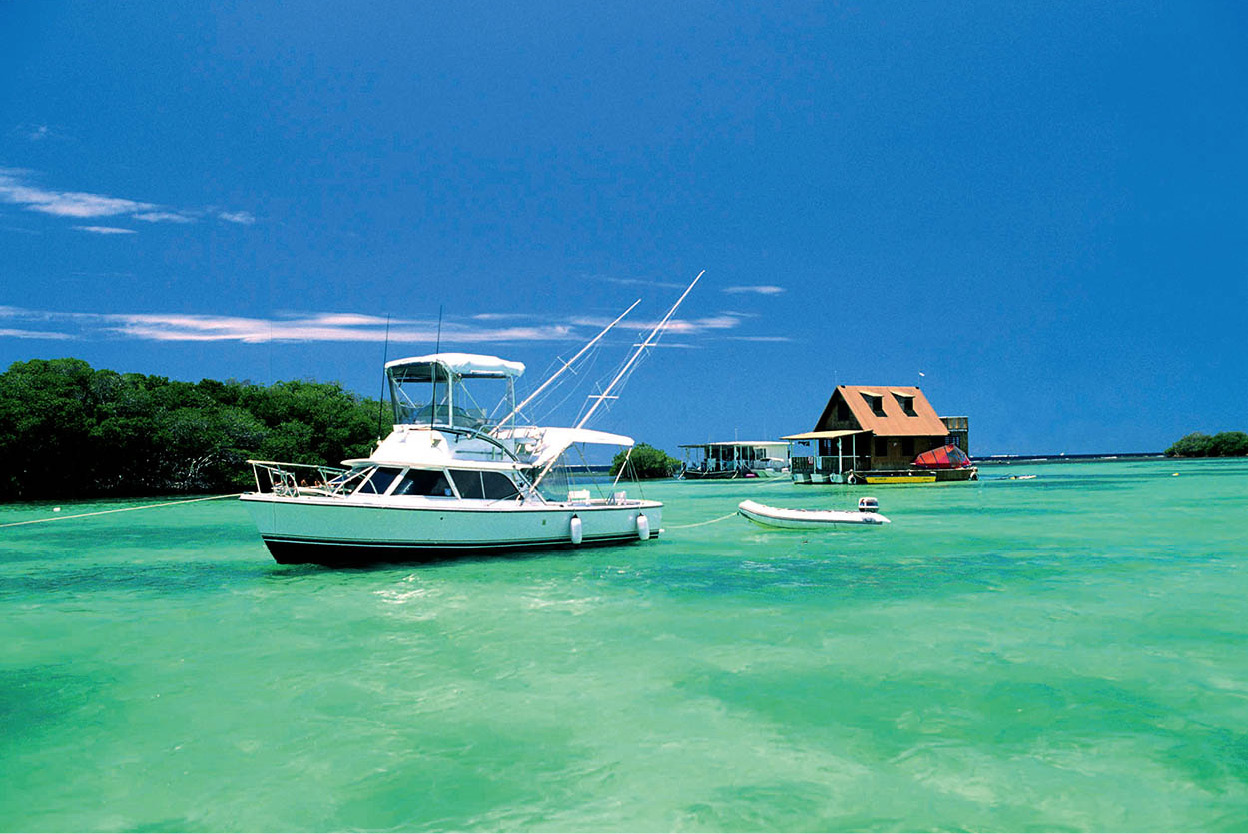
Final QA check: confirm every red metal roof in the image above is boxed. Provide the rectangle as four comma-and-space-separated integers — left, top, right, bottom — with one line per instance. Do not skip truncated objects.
818, 385, 950, 437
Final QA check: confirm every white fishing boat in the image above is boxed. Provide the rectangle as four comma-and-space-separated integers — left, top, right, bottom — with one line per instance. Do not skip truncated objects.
737, 497, 891, 529
240, 274, 703, 566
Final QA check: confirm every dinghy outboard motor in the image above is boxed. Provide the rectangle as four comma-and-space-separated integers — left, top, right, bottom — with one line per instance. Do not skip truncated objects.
858, 496, 880, 513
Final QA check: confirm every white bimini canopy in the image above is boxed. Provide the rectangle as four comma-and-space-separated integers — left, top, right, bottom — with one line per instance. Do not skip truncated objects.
385, 353, 525, 381
496, 426, 635, 469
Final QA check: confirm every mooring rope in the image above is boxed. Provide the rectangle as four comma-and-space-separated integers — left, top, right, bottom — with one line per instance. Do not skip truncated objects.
0, 493, 244, 529
666, 511, 738, 530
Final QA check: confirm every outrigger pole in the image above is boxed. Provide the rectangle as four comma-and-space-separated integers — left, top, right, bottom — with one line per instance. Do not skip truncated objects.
574, 270, 704, 431
529, 270, 704, 491
495, 298, 641, 428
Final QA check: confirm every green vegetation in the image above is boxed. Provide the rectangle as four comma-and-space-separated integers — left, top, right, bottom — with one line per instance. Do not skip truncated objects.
610, 442, 680, 479
0, 358, 382, 501
1165, 431, 1248, 458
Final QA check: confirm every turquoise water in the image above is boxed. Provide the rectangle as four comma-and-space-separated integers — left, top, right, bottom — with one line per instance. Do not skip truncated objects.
2, 458, 1247, 831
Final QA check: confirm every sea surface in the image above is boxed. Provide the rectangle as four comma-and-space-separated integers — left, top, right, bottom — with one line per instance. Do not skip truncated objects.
2, 458, 1247, 832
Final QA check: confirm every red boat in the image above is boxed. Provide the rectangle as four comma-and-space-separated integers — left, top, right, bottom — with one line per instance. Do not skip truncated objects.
912, 444, 973, 469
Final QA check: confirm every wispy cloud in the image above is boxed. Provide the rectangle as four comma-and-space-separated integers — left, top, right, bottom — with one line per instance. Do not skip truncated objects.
723, 285, 785, 295
73, 225, 137, 235
107, 313, 578, 344
133, 211, 194, 224
0, 327, 74, 340
2, 176, 156, 218
0, 169, 255, 231
599, 275, 688, 290
0, 306, 580, 345
10, 123, 60, 142
0, 305, 791, 346
471, 312, 535, 321
568, 313, 743, 335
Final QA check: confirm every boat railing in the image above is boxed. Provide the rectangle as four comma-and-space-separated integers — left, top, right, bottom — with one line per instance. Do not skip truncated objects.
808, 455, 873, 475
248, 460, 352, 498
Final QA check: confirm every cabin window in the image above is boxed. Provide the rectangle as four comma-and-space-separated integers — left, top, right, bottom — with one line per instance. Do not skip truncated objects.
481, 472, 520, 500
836, 401, 850, 421
874, 437, 887, 457
357, 466, 403, 495
902, 438, 915, 457
449, 469, 520, 500
392, 469, 454, 497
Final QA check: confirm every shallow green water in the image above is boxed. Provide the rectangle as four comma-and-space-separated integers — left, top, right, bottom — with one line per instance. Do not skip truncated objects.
2, 458, 1247, 831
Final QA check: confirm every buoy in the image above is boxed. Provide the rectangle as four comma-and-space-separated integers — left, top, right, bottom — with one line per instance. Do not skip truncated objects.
636, 513, 650, 541
569, 514, 583, 545
53, 507, 61, 512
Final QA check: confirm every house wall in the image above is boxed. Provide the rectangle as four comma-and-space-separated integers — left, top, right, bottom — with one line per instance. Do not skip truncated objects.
816, 392, 858, 434
941, 416, 970, 454
868, 435, 948, 469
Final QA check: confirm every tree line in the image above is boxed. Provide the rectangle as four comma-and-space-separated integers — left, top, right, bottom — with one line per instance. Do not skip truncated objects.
0, 358, 383, 501
609, 443, 681, 479
1164, 431, 1248, 458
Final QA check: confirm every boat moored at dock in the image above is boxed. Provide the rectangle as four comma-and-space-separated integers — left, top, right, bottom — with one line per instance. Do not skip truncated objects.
678, 441, 790, 479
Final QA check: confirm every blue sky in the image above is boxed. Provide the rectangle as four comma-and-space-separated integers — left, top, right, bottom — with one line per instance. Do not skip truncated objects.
2, 1, 1245, 455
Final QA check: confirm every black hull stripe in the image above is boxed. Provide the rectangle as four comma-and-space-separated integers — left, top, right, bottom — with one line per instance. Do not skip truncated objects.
261, 532, 658, 567
261, 533, 645, 549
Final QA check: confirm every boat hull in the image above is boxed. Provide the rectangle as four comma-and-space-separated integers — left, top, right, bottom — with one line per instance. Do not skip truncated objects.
241, 494, 662, 566
862, 474, 937, 484
681, 468, 750, 480
737, 500, 890, 529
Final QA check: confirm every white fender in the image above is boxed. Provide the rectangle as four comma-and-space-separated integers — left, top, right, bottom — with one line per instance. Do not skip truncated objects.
636, 513, 650, 541
569, 514, 583, 545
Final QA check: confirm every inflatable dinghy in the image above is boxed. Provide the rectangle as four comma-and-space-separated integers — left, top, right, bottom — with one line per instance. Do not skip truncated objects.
738, 497, 890, 529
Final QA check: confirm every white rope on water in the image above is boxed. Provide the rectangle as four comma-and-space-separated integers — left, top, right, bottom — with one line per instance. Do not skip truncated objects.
666, 511, 739, 530
0, 493, 244, 529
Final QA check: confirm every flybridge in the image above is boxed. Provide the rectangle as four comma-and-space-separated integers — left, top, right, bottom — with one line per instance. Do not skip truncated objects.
382, 270, 705, 437
384, 352, 523, 431
384, 353, 525, 381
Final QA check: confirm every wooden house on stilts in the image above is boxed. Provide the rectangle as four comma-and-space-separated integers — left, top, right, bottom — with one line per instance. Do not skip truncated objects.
785, 385, 976, 484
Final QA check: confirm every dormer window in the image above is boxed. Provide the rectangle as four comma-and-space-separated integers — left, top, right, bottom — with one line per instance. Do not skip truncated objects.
894, 392, 916, 416
861, 391, 886, 417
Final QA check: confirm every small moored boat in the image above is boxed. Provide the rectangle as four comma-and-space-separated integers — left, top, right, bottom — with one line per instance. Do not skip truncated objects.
861, 474, 936, 484
737, 497, 891, 529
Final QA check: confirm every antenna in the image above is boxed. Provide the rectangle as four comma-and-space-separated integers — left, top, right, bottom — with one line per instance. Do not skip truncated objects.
431, 305, 443, 424
376, 314, 391, 440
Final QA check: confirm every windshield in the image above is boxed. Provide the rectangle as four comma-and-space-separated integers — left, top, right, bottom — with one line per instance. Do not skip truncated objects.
387, 368, 515, 431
